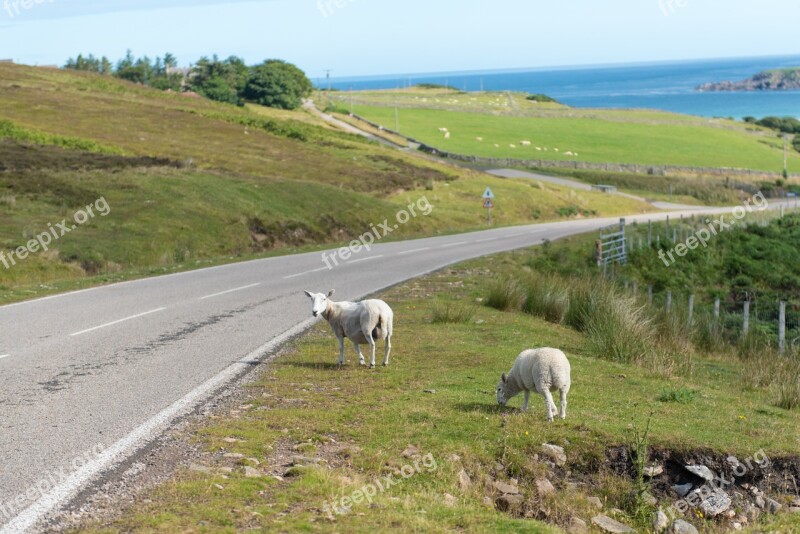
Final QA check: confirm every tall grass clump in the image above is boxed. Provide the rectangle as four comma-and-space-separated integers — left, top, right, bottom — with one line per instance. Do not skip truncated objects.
431, 302, 476, 324
485, 278, 523, 311
521, 273, 569, 324
775, 356, 800, 410
585, 293, 654, 364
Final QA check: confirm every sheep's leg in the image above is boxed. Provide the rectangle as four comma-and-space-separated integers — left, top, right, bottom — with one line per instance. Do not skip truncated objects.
559, 386, 569, 420
352, 340, 366, 366
337, 335, 345, 366
367, 336, 377, 369
542, 389, 557, 422
521, 390, 530, 412
383, 334, 391, 367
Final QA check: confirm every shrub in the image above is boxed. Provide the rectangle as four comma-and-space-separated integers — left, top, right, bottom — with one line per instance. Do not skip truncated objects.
658, 387, 698, 403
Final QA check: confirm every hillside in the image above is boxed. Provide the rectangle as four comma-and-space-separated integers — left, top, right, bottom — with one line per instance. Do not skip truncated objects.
328, 87, 799, 173
698, 68, 800, 91
0, 64, 652, 304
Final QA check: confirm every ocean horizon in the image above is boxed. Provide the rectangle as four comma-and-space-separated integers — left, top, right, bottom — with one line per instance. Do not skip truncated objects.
322, 55, 800, 119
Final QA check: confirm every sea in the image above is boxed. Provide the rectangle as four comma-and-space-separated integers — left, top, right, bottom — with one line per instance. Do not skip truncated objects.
325, 55, 800, 119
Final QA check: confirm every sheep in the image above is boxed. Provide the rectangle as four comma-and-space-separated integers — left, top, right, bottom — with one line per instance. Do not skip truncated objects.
438, 127, 448, 132
304, 290, 393, 368
509, 144, 516, 148
535, 147, 542, 151
476, 137, 484, 142
444, 131, 451, 139
496, 348, 571, 421
520, 140, 531, 146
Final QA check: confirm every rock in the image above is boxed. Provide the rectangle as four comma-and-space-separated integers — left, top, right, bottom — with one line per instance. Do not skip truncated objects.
189, 463, 211, 474
684, 464, 715, 481
443, 493, 457, 507
587, 496, 603, 510
672, 482, 693, 497
223, 453, 245, 460
283, 466, 307, 477
535, 478, 556, 496
642, 493, 658, 506
789, 506, 800, 513
653, 510, 669, 532
213, 483, 224, 490
423, 389, 436, 394
457, 469, 472, 491
731, 522, 743, 531
246, 458, 260, 466
743, 501, 761, 522
292, 456, 322, 466
243, 466, 261, 478
688, 487, 731, 517
755, 494, 766, 510
591, 514, 635, 533
495, 493, 524, 511
222, 437, 242, 444
765, 497, 782, 514
482, 496, 493, 508
401, 445, 419, 458
644, 465, 664, 477
448, 454, 461, 463
792, 497, 800, 507
726, 456, 742, 470
541, 443, 567, 466
668, 519, 698, 534
493, 480, 519, 495
567, 516, 589, 534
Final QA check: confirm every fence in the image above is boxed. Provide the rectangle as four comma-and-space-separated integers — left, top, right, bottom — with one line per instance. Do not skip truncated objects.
597, 218, 627, 275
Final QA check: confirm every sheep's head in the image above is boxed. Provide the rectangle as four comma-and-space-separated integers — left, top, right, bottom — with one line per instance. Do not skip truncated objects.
304, 289, 335, 318
496, 372, 510, 406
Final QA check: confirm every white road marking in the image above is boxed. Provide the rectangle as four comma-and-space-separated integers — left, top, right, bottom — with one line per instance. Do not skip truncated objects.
0, 354, 9, 360
70, 308, 167, 337
199, 283, 261, 301
348, 255, 384, 264
397, 247, 431, 255
0, 317, 319, 534
441, 241, 468, 248
475, 237, 496, 243
283, 271, 311, 280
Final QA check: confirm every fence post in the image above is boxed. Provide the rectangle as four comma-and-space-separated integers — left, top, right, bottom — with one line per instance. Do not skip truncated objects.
688, 294, 694, 326
647, 220, 652, 246
672, 228, 677, 242
632, 281, 638, 298
779, 301, 786, 355
648, 285, 653, 305
714, 298, 720, 325
743, 301, 750, 337
666, 291, 672, 314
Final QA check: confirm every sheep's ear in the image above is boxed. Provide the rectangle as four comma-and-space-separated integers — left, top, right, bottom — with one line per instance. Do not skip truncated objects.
327, 289, 336, 298
303, 290, 313, 298
501, 373, 507, 383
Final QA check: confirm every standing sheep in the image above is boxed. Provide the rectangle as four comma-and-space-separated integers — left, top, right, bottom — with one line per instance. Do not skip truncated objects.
303, 290, 393, 368
496, 348, 571, 421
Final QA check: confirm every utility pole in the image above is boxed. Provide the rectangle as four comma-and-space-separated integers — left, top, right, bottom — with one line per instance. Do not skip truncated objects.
784, 134, 789, 177
325, 69, 332, 92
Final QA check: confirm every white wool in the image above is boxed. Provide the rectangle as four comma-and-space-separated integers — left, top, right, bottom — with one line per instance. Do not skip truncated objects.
497, 348, 571, 421
304, 290, 393, 368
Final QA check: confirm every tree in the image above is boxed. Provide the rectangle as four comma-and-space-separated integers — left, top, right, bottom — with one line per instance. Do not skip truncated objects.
243, 59, 312, 110
189, 55, 249, 105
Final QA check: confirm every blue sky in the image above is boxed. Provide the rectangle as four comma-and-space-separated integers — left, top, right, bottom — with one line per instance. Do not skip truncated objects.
0, 0, 798, 80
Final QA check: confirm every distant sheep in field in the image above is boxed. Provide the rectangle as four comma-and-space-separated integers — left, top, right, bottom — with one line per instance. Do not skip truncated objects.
509, 144, 517, 148
438, 127, 449, 132
520, 140, 531, 146
497, 348, 571, 421
494, 144, 500, 148
564, 151, 574, 156
476, 137, 484, 141
304, 290, 394, 368
444, 131, 451, 139
554, 148, 559, 152
535, 147, 542, 151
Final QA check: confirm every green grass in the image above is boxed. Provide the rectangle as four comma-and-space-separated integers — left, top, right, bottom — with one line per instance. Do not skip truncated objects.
0, 64, 654, 304
77, 248, 800, 533
331, 88, 799, 173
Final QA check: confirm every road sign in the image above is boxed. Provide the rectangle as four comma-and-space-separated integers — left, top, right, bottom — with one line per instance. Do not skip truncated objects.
483, 199, 494, 209
482, 187, 494, 199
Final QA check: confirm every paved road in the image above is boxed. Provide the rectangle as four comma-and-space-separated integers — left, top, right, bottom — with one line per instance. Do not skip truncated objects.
0, 203, 788, 532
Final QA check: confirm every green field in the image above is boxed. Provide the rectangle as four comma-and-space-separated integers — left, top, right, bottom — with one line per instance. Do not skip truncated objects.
0, 65, 653, 304
330, 88, 799, 173
77, 244, 800, 533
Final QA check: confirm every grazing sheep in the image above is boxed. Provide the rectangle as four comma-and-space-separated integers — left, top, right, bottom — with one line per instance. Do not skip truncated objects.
444, 131, 451, 139
476, 137, 484, 141
535, 147, 542, 151
509, 144, 516, 148
496, 348, 571, 421
438, 127, 449, 132
520, 140, 531, 146
304, 290, 393, 368
494, 143, 500, 148
564, 151, 574, 156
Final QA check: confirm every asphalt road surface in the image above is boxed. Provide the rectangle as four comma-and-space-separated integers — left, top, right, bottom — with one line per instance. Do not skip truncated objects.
0, 202, 788, 532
